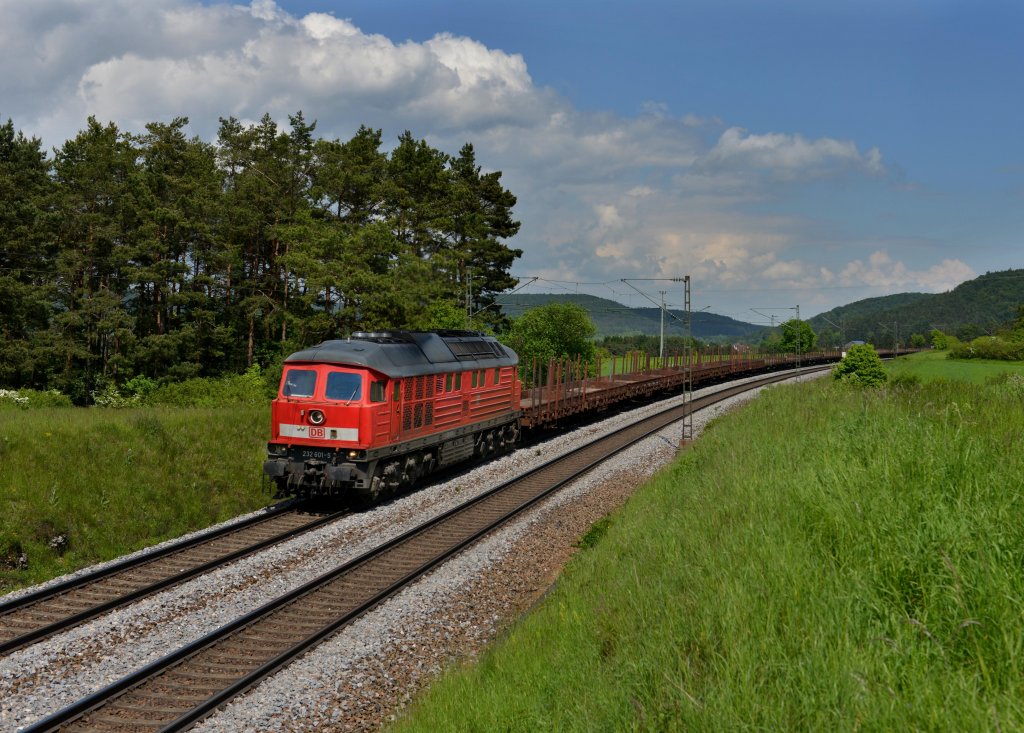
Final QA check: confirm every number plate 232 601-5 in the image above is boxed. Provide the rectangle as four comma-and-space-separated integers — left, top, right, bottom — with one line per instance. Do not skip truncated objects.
297, 449, 334, 462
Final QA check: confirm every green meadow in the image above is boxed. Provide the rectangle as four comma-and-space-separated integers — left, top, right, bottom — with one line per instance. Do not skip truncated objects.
0, 406, 269, 591
887, 348, 1024, 383
392, 361, 1024, 731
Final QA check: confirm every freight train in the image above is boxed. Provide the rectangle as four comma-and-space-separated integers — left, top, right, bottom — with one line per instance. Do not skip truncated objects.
263, 330, 522, 503
263, 329, 849, 503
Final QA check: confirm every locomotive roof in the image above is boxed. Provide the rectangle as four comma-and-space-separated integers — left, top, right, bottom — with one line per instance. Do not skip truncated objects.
283, 330, 519, 378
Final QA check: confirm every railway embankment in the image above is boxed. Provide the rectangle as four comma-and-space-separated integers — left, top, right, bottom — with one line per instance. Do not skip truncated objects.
391, 363, 1024, 731
0, 406, 270, 592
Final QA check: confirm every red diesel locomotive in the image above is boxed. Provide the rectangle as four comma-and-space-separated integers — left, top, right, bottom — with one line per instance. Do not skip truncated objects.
263, 330, 521, 502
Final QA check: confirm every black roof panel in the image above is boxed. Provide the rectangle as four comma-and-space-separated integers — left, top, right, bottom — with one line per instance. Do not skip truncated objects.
283, 331, 518, 378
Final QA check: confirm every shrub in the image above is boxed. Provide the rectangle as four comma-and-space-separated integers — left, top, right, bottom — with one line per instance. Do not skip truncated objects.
123, 375, 158, 400
930, 328, 949, 350
0, 388, 73, 409
0, 389, 29, 409
948, 335, 1024, 361
833, 343, 887, 387
90, 380, 138, 408
24, 389, 74, 408
142, 365, 270, 407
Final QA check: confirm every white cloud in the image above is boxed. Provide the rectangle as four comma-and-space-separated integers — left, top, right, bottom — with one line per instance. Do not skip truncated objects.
839, 251, 975, 292
0, 0, 972, 318
3, 0, 550, 143
703, 126, 885, 179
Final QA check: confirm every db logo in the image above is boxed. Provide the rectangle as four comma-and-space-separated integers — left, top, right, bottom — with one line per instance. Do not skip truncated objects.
309, 427, 326, 439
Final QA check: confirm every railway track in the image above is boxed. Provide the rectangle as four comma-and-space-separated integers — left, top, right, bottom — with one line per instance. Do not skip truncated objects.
26, 365, 827, 733
0, 506, 343, 656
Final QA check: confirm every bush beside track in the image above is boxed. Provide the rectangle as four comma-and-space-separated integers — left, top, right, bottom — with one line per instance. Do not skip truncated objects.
391, 370, 1024, 731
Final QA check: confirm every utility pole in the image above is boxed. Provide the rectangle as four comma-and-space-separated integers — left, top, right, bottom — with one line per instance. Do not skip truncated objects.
682, 276, 692, 444
795, 304, 801, 367
618, 275, 691, 441
659, 290, 667, 362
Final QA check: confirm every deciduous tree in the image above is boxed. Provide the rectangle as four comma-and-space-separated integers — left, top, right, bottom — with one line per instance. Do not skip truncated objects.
778, 318, 817, 353
833, 343, 887, 386
506, 303, 597, 383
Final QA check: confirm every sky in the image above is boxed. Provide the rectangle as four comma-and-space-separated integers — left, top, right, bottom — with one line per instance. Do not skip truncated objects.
2, 0, 1022, 325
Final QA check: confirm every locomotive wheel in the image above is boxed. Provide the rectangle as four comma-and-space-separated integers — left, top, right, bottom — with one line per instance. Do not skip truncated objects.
401, 455, 422, 491
351, 468, 385, 507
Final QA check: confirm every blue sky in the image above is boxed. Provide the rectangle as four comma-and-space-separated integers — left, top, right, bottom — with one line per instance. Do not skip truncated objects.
2, 0, 1021, 323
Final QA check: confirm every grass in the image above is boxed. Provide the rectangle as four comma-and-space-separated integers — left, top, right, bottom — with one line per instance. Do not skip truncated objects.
390, 377, 1024, 731
887, 348, 1024, 383
0, 406, 270, 592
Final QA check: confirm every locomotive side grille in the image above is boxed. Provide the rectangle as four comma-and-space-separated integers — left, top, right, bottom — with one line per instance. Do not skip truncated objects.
414, 403, 423, 428
415, 376, 425, 400
426, 376, 435, 398
403, 405, 413, 431
404, 379, 413, 400
425, 403, 434, 425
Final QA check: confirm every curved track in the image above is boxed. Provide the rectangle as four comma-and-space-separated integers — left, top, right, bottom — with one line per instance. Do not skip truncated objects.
0, 506, 343, 656
26, 366, 827, 733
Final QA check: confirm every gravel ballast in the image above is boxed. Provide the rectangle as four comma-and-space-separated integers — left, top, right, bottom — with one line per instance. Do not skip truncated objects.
0, 370, 823, 732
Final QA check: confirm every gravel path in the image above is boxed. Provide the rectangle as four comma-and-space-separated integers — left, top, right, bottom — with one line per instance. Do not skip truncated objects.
0, 370, 822, 732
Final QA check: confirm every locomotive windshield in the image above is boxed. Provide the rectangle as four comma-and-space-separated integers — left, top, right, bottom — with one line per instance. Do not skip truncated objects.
282, 369, 316, 397
326, 371, 363, 402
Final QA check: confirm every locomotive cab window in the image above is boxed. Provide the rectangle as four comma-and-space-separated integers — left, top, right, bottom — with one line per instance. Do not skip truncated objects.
283, 369, 316, 398
326, 371, 362, 402
370, 381, 386, 403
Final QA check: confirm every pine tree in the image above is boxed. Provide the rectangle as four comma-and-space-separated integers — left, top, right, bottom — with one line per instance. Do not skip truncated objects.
46, 118, 137, 399
0, 120, 55, 387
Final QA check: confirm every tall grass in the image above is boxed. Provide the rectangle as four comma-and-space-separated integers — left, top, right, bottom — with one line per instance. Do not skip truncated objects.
391, 378, 1024, 731
0, 406, 269, 592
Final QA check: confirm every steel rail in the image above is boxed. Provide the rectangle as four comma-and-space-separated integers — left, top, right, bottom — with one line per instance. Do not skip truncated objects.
0, 507, 344, 656
25, 365, 829, 733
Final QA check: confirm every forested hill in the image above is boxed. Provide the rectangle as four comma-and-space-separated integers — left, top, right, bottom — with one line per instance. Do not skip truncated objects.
497, 294, 762, 340
808, 269, 1024, 345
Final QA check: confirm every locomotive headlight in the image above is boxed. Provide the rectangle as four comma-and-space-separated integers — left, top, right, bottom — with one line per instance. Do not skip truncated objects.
308, 409, 326, 426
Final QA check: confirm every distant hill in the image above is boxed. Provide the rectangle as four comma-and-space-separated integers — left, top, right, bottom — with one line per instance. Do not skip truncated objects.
497, 293, 763, 340
808, 269, 1024, 345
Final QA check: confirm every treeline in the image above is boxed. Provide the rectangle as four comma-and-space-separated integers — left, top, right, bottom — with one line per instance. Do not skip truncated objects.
0, 114, 521, 402
597, 334, 706, 356
934, 306, 1024, 360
